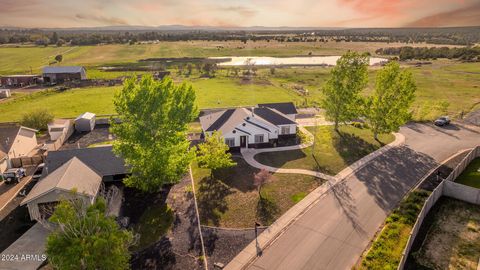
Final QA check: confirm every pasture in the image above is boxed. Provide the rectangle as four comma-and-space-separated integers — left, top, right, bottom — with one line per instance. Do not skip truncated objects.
0, 42, 479, 122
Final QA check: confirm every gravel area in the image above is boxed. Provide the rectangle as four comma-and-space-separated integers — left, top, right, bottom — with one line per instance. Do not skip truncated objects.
61, 124, 114, 150
202, 226, 267, 268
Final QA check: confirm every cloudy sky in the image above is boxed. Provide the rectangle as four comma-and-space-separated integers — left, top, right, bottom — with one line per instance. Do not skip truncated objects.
1, 0, 479, 28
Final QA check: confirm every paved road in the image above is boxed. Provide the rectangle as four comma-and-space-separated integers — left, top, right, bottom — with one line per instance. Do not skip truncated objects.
247, 122, 480, 270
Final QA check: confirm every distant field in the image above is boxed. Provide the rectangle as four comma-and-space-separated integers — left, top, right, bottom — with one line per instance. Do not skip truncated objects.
0, 40, 460, 75
0, 42, 478, 122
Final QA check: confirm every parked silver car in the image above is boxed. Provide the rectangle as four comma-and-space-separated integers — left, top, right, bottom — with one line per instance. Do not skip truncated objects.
2, 168, 26, 184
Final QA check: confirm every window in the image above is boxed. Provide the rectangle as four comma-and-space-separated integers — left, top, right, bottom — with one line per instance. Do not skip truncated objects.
225, 138, 235, 147
254, 134, 264, 143
281, 126, 290, 135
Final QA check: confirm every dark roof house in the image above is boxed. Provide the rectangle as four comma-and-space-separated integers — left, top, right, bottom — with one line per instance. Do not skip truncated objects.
44, 146, 127, 180
258, 102, 298, 115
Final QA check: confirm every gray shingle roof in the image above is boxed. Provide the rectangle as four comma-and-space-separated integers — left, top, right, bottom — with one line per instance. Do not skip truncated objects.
0, 124, 20, 154
22, 157, 102, 205
42, 66, 85, 74
258, 102, 298, 115
45, 146, 127, 177
248, 108, 296, 125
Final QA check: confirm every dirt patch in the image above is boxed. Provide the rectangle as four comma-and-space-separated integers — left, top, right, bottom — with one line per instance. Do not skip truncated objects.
410, 198, 480, 270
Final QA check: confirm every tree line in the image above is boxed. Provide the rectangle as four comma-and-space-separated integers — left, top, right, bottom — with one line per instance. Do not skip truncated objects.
376, 46, 480, 61
1, 26, 479, 46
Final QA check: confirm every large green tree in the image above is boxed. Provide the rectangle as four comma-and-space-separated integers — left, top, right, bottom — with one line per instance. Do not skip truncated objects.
365, 61, 416, 140
196, 131, 236, 176
46, 197, 133, 270
322, 51, 369, 130
112, 75, 198, 191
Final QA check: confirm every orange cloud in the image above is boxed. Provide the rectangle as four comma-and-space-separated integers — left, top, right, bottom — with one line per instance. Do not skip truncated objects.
406, 2, 480, 27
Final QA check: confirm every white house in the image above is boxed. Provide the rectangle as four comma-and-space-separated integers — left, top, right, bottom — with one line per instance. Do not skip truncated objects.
0, 124, 38, 172
199, 102, 297, 149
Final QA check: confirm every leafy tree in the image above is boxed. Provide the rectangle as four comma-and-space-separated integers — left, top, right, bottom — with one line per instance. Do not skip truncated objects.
365, 61, 416, 140
253, 169, 272, 198
55, 54, 63, 63
46, 197, 133, 270
111, 75, 198, 191
196, 131, 236, 176
20, 109, 53, 131
51, 32, 59, 44
322, 51, 369, 131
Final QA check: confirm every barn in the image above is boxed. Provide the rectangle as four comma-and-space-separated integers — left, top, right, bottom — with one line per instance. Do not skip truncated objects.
42, 66, 87, 84
0, 75, 41, 87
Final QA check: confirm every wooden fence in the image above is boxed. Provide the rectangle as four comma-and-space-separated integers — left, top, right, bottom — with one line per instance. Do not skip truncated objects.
10, 155, 44, 168
397, 146, 480, 269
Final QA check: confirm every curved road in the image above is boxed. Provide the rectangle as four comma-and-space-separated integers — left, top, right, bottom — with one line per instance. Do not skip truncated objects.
243, 122, 480, 270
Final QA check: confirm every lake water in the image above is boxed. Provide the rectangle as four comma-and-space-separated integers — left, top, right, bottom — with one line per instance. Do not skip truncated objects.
210, 56, 387, 66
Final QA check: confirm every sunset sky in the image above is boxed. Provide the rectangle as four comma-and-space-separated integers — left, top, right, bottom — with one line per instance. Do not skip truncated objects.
1, 0, 479, 28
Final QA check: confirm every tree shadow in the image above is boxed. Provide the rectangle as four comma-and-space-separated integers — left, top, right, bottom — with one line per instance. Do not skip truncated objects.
254, 149, 308, 169
197, 176, 234, 226
329, 181, 367, 236
213, 157, 259, 193
130, 237, 176, 270
256, 196, 279, 226
354, 146, 438, 212
332, 130, 380, 165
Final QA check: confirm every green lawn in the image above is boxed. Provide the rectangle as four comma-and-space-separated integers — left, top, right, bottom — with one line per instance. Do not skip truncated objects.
456, 158, 480, 188
0, 87, 120, 122
255, 125, 395, 176
191, 157, 320, 228
358, 190, 430, 270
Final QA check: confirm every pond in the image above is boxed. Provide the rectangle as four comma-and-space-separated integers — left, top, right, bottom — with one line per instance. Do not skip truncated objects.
210, 56, 387, 66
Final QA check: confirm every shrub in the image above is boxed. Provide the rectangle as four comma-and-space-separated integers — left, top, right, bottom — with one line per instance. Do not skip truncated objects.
20, 109, 54, 131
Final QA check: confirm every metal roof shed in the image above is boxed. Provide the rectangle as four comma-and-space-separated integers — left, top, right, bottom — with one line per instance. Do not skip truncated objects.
75, 112, 96, 132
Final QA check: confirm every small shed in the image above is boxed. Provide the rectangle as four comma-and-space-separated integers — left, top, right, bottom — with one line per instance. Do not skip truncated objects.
0, 89, 11, 98
75, 112, 96, 132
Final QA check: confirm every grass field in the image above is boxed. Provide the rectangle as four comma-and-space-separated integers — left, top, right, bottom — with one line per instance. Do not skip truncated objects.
191, 157, 320, 228
411, 197, 480, 270
0, 41, 454, 75
358, 190, 430, 270
255, 125, 395, 175
456, 158, 480, 188
0, 42, 479, 123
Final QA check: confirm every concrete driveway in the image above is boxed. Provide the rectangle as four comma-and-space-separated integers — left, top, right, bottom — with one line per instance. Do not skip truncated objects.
245, 122, 480, 270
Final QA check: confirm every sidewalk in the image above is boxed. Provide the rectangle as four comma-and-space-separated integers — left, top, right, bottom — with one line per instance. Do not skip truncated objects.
227, 132, 405, 270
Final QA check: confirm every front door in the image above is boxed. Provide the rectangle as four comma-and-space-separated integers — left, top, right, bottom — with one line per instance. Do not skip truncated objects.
240, 136, 247, 148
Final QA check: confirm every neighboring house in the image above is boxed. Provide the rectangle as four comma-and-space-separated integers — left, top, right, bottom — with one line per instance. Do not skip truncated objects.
44, 146, 127, 182
42, 66, 87, 84
0, 75, 41, 88
21, 146, 128, 222
0, 124, 38, 171
75, 112, 96, 132
0, 150, 7, 173
199, 103, 297, 150
21, 157, 102, 222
